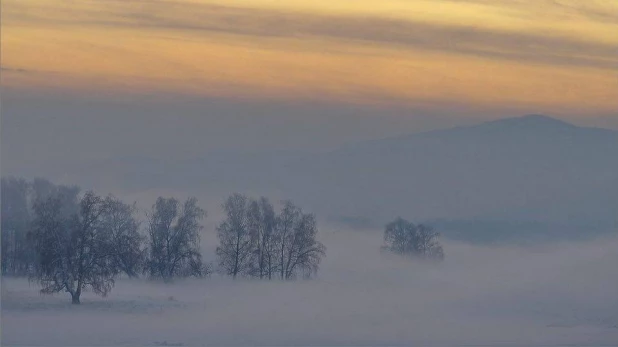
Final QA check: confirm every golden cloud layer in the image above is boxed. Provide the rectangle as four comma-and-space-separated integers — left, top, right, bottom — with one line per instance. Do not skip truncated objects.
2, 0, 617, 113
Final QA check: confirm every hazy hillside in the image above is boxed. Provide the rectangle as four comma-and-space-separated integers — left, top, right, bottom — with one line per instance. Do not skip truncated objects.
298, 114, 618, 226
7, 115, 617, 241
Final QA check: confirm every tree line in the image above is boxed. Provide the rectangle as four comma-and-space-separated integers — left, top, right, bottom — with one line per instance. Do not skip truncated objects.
2, 177, 443, 304
1, 177, 327, 304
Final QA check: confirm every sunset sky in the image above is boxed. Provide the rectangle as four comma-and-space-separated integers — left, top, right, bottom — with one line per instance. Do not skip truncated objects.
3, 0, 617, 113
2, 0, 618, 174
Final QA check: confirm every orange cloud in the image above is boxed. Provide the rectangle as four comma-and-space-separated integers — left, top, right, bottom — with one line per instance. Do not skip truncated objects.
2, 0, 617, 114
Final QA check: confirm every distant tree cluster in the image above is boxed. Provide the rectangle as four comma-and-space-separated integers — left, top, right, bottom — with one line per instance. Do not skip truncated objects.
382, 217, 444, 261
3, 177, 445, 305
216, 194, 326, 280
1, 177, 327, 304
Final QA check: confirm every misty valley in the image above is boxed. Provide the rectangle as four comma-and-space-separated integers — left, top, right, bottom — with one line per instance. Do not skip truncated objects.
3, 0, 618, 344
2, 115, 618, 346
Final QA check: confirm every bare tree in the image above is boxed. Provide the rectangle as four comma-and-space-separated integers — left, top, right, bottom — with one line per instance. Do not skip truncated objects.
216, 195, 326, 280
216, 194, 253, 278
247, 197, 277, 279
29, 191, 121, 304
101, 197, 144, 277
146, 197, 206, 281
416, 224, 444, 261
383, 217, 414, 255
382, 217, 444, 261
274, 201, 299, 280
275, 201, 326, 280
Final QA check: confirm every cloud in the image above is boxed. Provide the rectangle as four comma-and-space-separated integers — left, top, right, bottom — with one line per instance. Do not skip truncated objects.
6, 1, 617, 70
3, 0, 616, 114
443, 0, 618, 24
0, 66, 30, 73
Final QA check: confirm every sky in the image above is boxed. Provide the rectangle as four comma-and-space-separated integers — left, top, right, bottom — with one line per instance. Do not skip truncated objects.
3, 0, 617, 112
2, 5, 618, 344
1, 0, 618, 172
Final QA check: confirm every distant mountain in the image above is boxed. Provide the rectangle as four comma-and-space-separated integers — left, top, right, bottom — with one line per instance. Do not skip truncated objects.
285, 115, 618, 229
14, 115, 618, 241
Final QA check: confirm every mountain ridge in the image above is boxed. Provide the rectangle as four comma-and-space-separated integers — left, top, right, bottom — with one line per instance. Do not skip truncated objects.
340, 114, 618, 153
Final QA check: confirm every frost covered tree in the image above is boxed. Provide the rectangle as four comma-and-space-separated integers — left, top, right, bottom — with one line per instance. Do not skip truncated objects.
274, 201, 326, 280
382, 217, 444, 261
247, 197, 277, 279
101, 198, 144, 277
216, 194, 254, 278
146, 197, 206, 281
217, 196, 325, 280
29, 191, 132, 304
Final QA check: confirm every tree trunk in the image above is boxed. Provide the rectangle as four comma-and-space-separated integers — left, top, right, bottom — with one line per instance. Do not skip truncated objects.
71, 292, 81, 304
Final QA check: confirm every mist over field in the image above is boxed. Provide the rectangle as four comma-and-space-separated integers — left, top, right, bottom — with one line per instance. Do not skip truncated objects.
2, 113, 618, 346
3, 227, 618, 346
3, 0, 618, 345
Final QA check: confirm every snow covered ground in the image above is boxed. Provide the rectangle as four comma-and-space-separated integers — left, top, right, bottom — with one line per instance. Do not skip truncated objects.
2, 229, 618, 346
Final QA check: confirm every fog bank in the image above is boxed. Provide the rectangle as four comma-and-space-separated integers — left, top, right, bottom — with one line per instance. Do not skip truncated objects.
3, 228, 617, 346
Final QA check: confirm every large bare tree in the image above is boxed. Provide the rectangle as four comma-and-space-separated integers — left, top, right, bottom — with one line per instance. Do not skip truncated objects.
29, 191, 130, 304
146, 197, 206, 281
